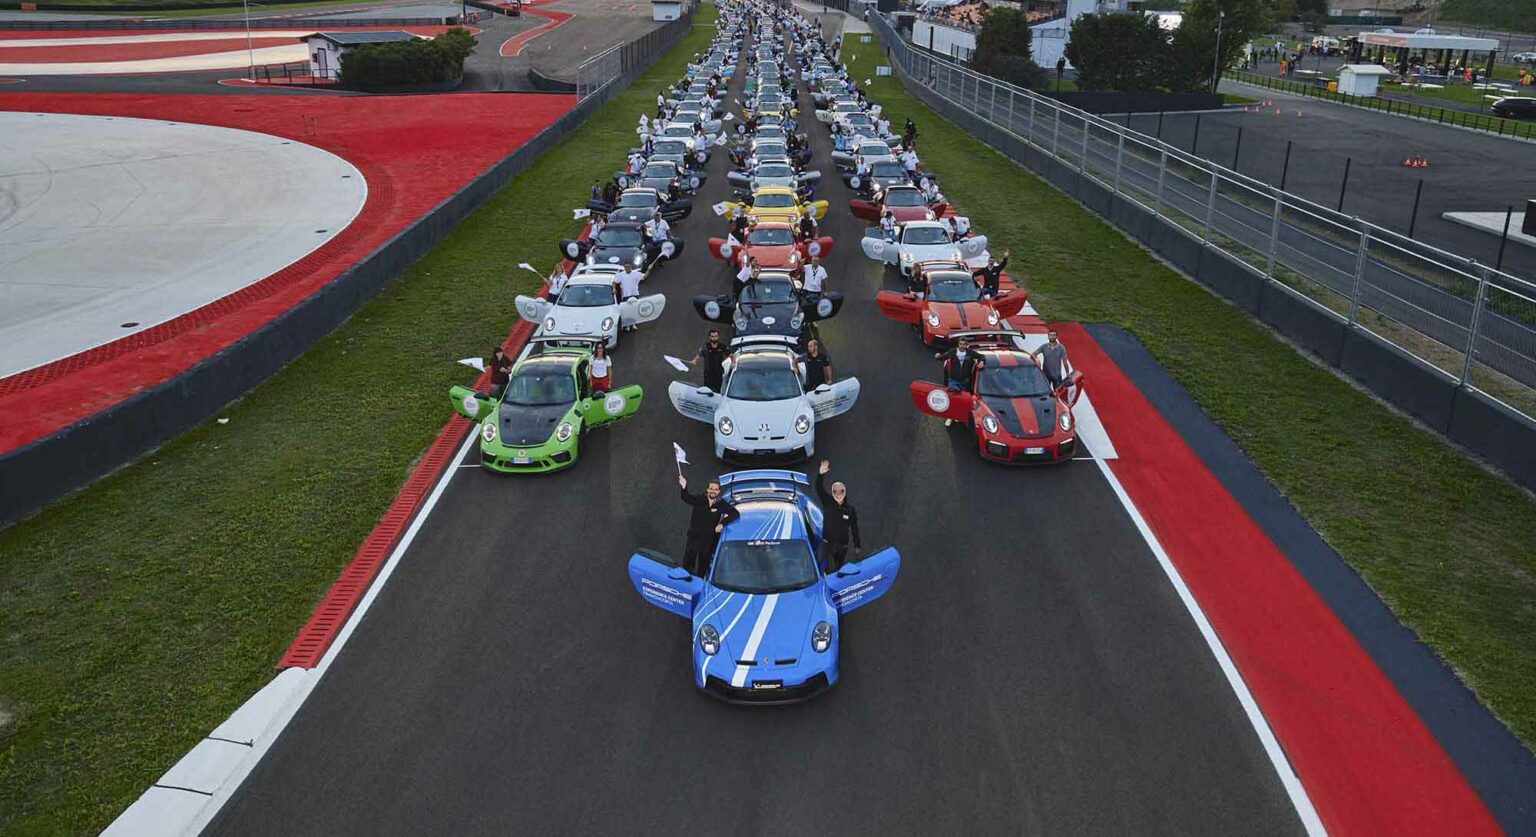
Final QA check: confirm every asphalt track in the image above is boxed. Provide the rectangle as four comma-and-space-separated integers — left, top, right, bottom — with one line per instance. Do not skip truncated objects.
209, 26, 1303, 835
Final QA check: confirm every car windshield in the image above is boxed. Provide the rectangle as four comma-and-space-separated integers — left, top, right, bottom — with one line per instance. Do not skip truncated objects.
711, 538, 819, 593
558, 284, 615, 307
747, 227, 794, 245
741, 278, 795, 303
662, 126, 692, 137
726, 357, 801, 401
845, 113, 871, 125
884, 188, 924, 207
618, 191, 657, 208
654, 141, 688, 155
872, 161, 906, 177
757, 164, 793, 178
858, 143, 889, 157
642, 164, 675, 178
598, 228, 643, 247
505, 365, 577, 406
928, 275, 979, 303
756, 128, 786, 139
904, 226, 951, 245
976, 362, 1053, 397
754, 193, 795, 208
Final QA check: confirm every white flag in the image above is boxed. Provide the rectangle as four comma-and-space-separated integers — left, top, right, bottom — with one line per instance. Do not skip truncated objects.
517, 262, 541, 274
726, 233, 742, 249
664, 354, 690, 372
712, 201, 731, 216
723, 112, 735, 121
457, 357, 486, 372
712, 134, 727, 146
673, 442, 690, 465
572, 208, 592, 219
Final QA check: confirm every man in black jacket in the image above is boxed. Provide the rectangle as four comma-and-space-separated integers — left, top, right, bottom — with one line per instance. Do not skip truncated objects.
679, 474, 741, 578
976, 249, 1011, 298
815, 460, 861, 572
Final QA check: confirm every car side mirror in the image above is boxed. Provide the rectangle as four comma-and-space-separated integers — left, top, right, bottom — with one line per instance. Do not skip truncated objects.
696, 386, 714, 395
835, 565, 860, 577
667, 567, 693, 580
814, 384, 831, 394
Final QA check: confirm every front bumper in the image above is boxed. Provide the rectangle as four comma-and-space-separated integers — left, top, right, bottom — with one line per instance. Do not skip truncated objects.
979, 434, 1077, 465
479, 440, 577, 474
703, 672, 833, 705
719, 442, 811, 465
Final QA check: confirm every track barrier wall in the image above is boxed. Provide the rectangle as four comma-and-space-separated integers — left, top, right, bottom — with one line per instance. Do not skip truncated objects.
0, 7, 698, 529
862, 9, 1536, 492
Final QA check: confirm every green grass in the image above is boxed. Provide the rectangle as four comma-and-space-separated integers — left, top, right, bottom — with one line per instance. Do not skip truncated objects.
0, 7, 715, 835
844, 44, 1536, 751
1441, 0, 1536, 34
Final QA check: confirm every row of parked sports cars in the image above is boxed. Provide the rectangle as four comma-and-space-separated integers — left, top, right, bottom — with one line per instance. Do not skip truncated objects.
445, 1, 1088, 702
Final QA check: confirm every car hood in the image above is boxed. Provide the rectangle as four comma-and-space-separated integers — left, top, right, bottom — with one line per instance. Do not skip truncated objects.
721, 395, 806, 439
498, 401, 572, 447
607, 207, 652, 224
590, 244, 642, 266
718, 584, 825, 667
550, 304, 615, 336
745, 243, 798, 266
930, 301, 995, 332
735, 302, 802, 338
978, 393, 1054, 439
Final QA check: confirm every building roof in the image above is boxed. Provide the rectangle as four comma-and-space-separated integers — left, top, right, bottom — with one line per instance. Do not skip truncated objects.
307, 31, 420, 47
1339, 64, 1393, 75
1359, 28, 1498, 51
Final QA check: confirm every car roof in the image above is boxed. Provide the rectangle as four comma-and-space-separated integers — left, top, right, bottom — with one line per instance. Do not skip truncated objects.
719, 500, 809, 542
565, 273, 619, 286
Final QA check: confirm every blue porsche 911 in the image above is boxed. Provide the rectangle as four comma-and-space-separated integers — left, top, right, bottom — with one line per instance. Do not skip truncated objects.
628, 469, 901, 703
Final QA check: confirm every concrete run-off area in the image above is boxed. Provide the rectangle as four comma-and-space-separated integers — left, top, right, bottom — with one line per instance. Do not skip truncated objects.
0, 111, 365, 378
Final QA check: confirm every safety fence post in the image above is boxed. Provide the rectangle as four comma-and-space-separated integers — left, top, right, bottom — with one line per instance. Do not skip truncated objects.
1461, 266, 1492, 385
1347, 226, 1369, 326
1201, 168, 1218, 244
1266, 192, 1283, 279
1154, 148, 1167, 217
1079, 114, 1089, 173
1112, 131, 1125, 194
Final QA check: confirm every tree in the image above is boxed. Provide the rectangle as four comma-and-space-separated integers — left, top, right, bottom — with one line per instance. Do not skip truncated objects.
971, 5, 1046, 87
1164, 0, 1272, 92
1065, 13, 1171, 91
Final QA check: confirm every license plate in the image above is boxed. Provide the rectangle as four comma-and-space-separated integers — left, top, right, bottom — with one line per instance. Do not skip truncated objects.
1025, 447, 1046, 455
752, 681, 782, 690
512, 456, 532, 465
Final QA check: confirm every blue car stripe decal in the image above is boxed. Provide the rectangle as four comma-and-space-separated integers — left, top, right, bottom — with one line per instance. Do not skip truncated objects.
731, 593, 780, 688
701, 593, 754, 683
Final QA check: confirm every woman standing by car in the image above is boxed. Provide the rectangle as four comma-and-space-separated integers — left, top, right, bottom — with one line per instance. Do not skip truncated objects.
590, 344, 613, 395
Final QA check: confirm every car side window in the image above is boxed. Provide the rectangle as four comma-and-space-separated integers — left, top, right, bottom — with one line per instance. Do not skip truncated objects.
576, 361, 591, 398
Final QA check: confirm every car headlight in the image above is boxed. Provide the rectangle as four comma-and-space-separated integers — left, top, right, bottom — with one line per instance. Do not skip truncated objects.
585, 254, 596, 265
632, 253, 645, 267
556, 421, 573, 443
925, 209, 936, 221
951, 250, 963, 261
789, 251, 800, 264
987, 309, 1000, 325
811, 621, 832, 653
794, 414, 811, 434
982, 414, 999, 435
700, 624, 721, 656
481, 421, 498, 444
790, 311, 804, 330
544, 316, 557, 332
718, 416, 734, 436
1060, 411, 1073, 432
601, 316, 615, 332
901, 252, 914, 263
926, 311, 940, 328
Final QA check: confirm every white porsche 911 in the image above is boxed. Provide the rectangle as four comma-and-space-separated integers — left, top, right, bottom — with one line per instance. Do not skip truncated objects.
860, 220, 990, 278
516, 265, 665, 349
668, 337, 860, 463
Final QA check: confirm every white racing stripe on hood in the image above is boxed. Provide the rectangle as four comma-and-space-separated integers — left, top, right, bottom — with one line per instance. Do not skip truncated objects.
731, 593, 780, 687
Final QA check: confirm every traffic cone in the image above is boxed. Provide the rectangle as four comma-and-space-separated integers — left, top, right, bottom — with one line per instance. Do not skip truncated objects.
1419, 156, 1430, 167
1403, 156, 1414, 167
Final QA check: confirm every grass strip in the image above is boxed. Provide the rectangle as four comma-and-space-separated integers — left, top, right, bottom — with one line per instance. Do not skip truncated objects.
0, 7, 715, 834
841, 40, 1536, 751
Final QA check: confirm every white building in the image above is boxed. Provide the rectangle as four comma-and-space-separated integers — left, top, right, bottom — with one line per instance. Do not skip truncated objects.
305, 31, 419, 80
908, 0, 1127, 70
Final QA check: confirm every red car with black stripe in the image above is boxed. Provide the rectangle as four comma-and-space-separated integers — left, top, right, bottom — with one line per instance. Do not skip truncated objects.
875, 260, 1028, 346
848, 184, 947, 224
908, 330, 1085, 464
708, 222, 834, 270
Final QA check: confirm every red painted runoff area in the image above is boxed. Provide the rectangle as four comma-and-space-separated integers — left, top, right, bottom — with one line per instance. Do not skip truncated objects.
1055, 322, 1499, 835
0, 25, 467, 42
0, 91, 574, 453
498, 7, 571, 57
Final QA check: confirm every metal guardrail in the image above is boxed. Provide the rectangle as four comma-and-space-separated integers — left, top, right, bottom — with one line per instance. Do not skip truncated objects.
1229, 70, 1536, 143
574, 2, 696, 100
866, 10, 1536, 419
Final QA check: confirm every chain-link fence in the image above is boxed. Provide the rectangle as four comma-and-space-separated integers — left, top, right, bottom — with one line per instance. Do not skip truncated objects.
865, 10, 1536, 421
575, 3, 698, 99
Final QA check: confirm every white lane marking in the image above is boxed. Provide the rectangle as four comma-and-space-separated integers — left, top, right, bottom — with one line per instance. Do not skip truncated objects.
731, 593, 779, 687
1091, 455, 1326, 836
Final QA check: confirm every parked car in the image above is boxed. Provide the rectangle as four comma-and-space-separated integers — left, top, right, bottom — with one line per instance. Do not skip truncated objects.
1490, 97, 1536, 120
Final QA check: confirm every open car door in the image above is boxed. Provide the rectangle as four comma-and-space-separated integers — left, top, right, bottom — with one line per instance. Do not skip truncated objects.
661, 199, 693, 222
515, 295, 552, 326
449, 385, 494, 422
909, 380, 973, 423
628, 548, 702, 618
860, 234, 897, 265
725, 171, 751, 189
1058, 369, 1086, 408
558, 238, 592, 261
668, 380, 721, 424
619, 294, 666, 328
826, 546, 900, 614
988, 290, 1029, 320
875, 291, 924, 325
956, 231, 990, 261
847, 199, 880, 222
801, 291, 844, 322
693, 294, 736, 323
802, 236, 834, 259
806, 377, 860, 422
829, 150, 855, 171
585, 384, 644, 427
804, 200, 829, 220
